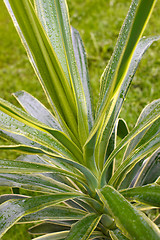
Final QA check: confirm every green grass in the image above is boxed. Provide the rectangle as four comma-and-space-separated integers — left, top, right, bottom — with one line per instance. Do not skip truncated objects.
0, 0, 160, 239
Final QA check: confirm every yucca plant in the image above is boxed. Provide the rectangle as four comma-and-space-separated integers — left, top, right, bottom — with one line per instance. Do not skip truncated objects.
0, 0, 160, 239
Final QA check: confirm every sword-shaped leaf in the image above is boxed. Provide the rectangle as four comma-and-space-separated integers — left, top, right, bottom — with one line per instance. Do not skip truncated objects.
85, 0, 157, 144
0, 110, 82, 162
120, 183, 160, 207
3, 0, 78, 139
124, 100, 160, 159
33, 231, 69, 240
34, 0, 89, 145
0, 192, 82, 237
71, 27, 94, 131
100, 99, 160, 187
13, 91, 61, 130
19, 206, 86, 223
109, 229, 129, 240
133, 148, 160, 187
0, 98, 83, 159
28, 222, 70, 235
65, 213, 101, 240
94, 36, 160, 170
0, 160, 85, 183
0, 173, 77, 193
32, 230, 105, 240
97, 185, 160, 240
0, 194, 27, 205
109, 132, 160, 188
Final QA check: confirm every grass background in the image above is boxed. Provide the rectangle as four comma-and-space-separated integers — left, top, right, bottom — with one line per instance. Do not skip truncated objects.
0, 0, 160, 239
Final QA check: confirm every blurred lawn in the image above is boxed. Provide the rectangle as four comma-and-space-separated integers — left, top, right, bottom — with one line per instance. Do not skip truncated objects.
0, 0, 160, 239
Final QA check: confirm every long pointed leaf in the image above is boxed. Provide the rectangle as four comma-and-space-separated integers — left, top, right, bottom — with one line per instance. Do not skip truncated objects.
120, 183, 160, 207
85, 0, 157, 144
100, 99, 160, 186
97, 185, 160, 240
0, 173, 77, 193
4, 0, 78, 138
71, 26, 94, 131
0, 192, 82, 237
65, 213, 101, 240
94, 36, 160, 170
34, 0, 89, 145
133, 148, 160, 187
109, 132, 160, 188
0, 159, 85, 183
13, 91, 61, 130
0, 98, 83, 160
19, 205, 86, 223
0, 110, 82, 162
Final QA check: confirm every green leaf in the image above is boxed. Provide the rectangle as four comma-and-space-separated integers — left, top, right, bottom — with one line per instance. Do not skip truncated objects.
109, 229, 129, 240
43, 156, 98, 193
109, 132, 160, 188
97, 185, 160, 240
94, 36, 160, 171
19, 205, 86, 223
119, 100, 160, 189
4, 0, 79, 139
71, 26, 94, 131
0, 194, 27, 205
86, 0, 157, 144
34, 0, 89, 145
134, 148, 160, 187
65, 213, 101, 240
33, 231, 68, 240
124, 100, 160, 159
32, 230, 105, 240
13, 91, 61, 130
0, 192, 82, 237
28, 222, 70, 235
0, 144, 45, 154
0, 159, 85, 183
0, 111, 82, 163
0, 130, 55, 154
0, 98, 83, 160
120, 183, 160, 207
100, 99, 160, 187
117, 119, 129, 139
0, 173, 78, 193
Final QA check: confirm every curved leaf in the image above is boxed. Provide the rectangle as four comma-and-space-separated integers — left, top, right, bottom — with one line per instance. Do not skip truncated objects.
120, 183, 160, 207
100, 99, 160, 187
19, 206, 86, 223
0, 194, 27, 205
0, 110, 82, 162
94, 36, 160, 171
71, 26, 94, 131
120, 148, 160, 189
134, 148, 160, 187
86, 0, 158, 144
0, 173, 77, 193
4, 0, 78, 138
34, 0, 89, 145
65, 213, 101, 240
0, 99, 83, 160
28, 222, 70, 235
117, 119, 129, 139
109, 132, 160, 188
0, 192, 83, 237
0, 159, 85, 183
32, 230, 105, 240
124, 101, 160, 159
97, 185, 160, 240
13, 91, 61, 130
109, 229, 129, 240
